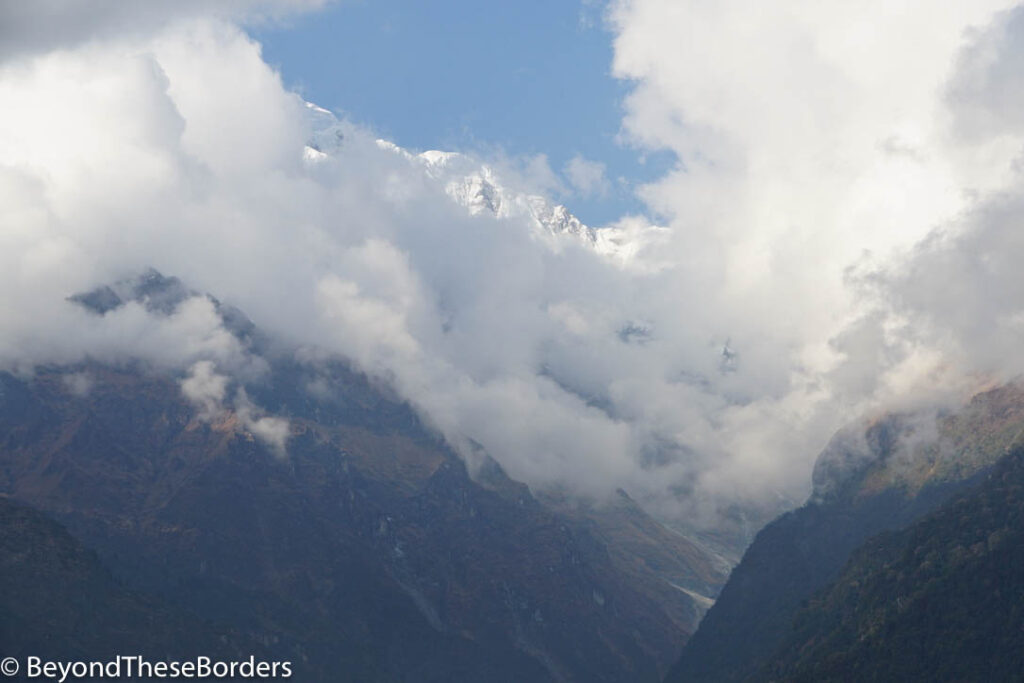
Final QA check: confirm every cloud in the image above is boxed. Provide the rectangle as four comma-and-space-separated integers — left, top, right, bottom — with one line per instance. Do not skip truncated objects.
0, 0, 330, 62
564, 155, 610, 198
842, 6, 1024, 401
946, 5, 1024, 141
181, 360, 229, 419
876, 185, 1024, 383
235, 389, 291, 458
5, 3, 1024, 538
62, 371, 94, 397
182, 361, 290, 456
600, 0, 1024, 496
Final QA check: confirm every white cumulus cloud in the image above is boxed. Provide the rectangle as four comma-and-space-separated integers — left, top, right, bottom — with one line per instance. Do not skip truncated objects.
4, 3, 1024, 538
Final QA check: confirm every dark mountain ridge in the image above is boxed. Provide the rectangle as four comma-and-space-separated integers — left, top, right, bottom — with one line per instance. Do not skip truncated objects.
762, 444, 1024, 681
1, 271, 723, 682
666, 385, 1024, 682
0, 495, 264, 664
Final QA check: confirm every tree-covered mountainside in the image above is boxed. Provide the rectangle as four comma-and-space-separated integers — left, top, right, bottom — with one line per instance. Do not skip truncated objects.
763, 445, 1024, 682
664, 482, 965, 683
665, 386, 1024, 683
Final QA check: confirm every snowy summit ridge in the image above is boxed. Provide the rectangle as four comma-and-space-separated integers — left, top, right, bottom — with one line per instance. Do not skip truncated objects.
302, 102, 668, 270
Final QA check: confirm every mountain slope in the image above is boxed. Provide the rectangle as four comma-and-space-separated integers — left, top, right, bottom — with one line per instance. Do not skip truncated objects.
764, 445, 1024, 682
0, 272, 718, 682
665, 385, 1024, 683
0, 365, 684, 681
0, 495, 261, 663
541, 488, 727, 624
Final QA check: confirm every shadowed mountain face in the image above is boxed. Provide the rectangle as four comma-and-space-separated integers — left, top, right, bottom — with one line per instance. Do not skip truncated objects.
0, 272, 721, 682
665, 385, 1024, 683
0, 365, 699, 682
0, 495, 265, 663
763, 445, 1024, 682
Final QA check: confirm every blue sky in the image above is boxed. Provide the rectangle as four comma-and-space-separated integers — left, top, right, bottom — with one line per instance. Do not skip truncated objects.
253, 0, 673, 226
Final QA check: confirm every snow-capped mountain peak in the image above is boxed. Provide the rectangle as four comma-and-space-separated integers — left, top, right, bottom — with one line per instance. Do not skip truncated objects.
305, 103, 669, 270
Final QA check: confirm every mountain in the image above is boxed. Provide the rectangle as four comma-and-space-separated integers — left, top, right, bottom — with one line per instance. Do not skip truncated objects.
0, 495, 262, 663
764, 444, 1024, 681
665, 384, 1024, 683
0, 271, 720, 682
540, 489, 728, 627
304, 102, 669, 270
